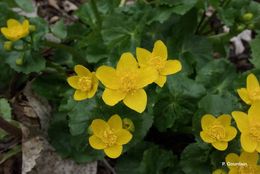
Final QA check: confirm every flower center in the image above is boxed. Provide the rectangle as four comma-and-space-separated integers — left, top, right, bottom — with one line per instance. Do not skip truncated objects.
207, 123, 226, 140
103, 129, 118, 147
120, 72, 137, 93
78, 76, 92, 92
249, 89, 260, 101
249, 124, 260, 142
148, 56, 166, 72
9, 26, 24, 38
238, 166, 256, 174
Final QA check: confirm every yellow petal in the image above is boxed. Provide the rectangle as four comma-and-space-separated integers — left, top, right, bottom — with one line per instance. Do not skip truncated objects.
96, 66, 120, 89
154, 75, 166, 87
241, 133, 257, 152
7, 19, 21, 27
200, 131, 214, 143
232, 111, 249, 132
247, 73, 260, 92
104, 145, 122, 159
228, 169, 239, 174
225, 153, 239, 169
91, 119, 109, 138
217, 114, 231, 126
136, 67, 158, 88
67, 76, 79, 89
256, 144, 260, 152
108, 114, 122, 131
248, 102, 260, 123
136, 47, 151, 67
74, 65, 91, 76
237, 88, 251, 105
89, 135, 106, 150
223, 126, 237, 141
22, 20, 29, 37
73, 90, 88, 101
212, 169, 226, 174
0, 27, 11, 39
22, 20, 29, 30
116, 129, 132, 145
123, 89, 147, 113
152, 40, 167, 60
160, 60, 182, 75
212, 141, 228, 151
102, 88, 126, 106
201, 114, 216, 130
87, 74, 99, 98
240, 151, 259, 165
117, 52, 138, 72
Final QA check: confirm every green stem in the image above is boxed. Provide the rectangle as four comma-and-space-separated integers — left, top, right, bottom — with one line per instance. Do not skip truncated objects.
119, 0, 126, 7
0, 145, 21, 164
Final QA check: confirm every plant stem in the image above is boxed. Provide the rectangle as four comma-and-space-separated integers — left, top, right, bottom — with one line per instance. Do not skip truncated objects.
0, 117, 22, 140
102, 159, 116, 174
119, 0, 126, 7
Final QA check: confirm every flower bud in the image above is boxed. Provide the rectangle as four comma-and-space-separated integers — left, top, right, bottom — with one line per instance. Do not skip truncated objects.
16, 57, 24, 66
29, 25, 36, 32
3, 41, 12, 51
242, 13, 254, 21
248, 23, 255, 30
87, 126, 93, 135
123, 118, 135, 132
236, 24, 246, 32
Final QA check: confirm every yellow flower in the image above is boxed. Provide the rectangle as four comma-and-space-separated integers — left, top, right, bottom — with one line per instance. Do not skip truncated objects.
225, 151, 260, 174
212, 169, 226, 174
200, 114, 237, 151
1, 19, 30, 41
232, 102, 260, 153
89, 114, 133, 158
136, 40, 182, 87
67, 65, 98, 101
96, 52, 158, 113
237, 73, 260, 105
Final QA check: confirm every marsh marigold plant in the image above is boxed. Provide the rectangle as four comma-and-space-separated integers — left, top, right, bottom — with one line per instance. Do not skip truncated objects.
89, 114, 132, 158
232, 102, 260, 153
67, 65, 98, 101
1, 19, 30, 41
96, 52, 157, 113
200, 114, 237, 151
136, 40, 182, 87
237, 73, 260, 105
225, 151, 260, 174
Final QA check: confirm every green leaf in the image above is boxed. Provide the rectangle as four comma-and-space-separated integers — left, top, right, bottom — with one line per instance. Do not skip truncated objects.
32, 73, 68, 102
139, 146, 176, 174
68, 99, 97, 135
101, 11, 143, 59
250, 35, 260, 69
4, 51, 46, 74
14, 0, 34, 12
50, 19, 67, 39
168, 73, 206, 99
0, 98, 12, 121
198, 93, 240, 116
75, 2, 98, 29
180, 143, 211, 174
116, 144, 177, 174
0, 98, 12, 139
161, 0, 198, 15
48, 112, 104, 162
196, 59, 237, 93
